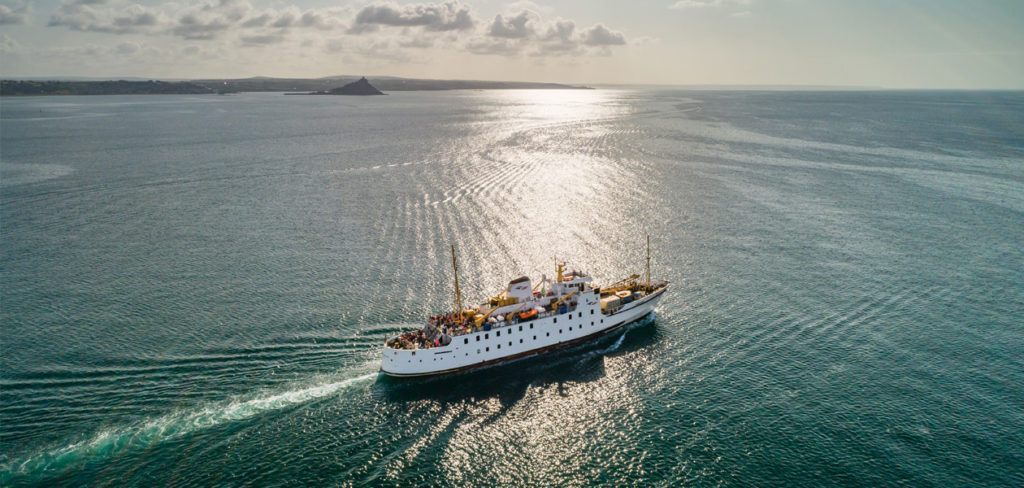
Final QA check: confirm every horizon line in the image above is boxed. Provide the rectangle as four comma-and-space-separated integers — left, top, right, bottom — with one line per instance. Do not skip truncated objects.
4, 75, 1024, 91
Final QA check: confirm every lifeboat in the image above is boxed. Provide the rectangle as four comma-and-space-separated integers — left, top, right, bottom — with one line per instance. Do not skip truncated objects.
518, 308, 539, 321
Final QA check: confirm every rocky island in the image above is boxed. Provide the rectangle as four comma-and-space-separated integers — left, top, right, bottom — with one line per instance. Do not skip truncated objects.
304, 77, 384, 96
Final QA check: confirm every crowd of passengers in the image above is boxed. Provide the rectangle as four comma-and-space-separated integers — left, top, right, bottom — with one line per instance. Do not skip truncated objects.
386, 300, 578, 350
386, 326, 452, 350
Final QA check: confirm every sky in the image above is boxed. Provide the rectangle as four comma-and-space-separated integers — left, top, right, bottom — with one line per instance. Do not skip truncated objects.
2, 0, 1023, 88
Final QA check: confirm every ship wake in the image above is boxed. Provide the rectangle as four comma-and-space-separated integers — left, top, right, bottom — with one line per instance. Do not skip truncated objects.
2, 370, 378, 481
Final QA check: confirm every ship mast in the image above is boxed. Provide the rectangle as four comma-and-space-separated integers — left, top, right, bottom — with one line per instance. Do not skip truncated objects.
646, 234, 651, 291
451, 245, 463, 317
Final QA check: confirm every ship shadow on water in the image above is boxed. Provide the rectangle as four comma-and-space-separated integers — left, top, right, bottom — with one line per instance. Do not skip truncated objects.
371, 315, 662, 409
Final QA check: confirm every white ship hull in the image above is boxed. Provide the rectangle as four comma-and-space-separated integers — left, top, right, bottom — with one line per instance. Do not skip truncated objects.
381, 287, 666, 377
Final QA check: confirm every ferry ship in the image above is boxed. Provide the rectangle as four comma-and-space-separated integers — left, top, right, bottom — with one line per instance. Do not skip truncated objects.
381, 238, 668, 377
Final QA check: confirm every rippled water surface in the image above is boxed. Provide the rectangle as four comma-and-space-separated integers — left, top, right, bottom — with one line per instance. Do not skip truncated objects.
2, 89, 1023, 487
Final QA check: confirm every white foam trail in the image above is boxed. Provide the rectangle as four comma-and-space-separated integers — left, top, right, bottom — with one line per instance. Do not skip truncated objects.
591, 312, 658, 358
4, 371, 378, 479
582, 318, 644, 361
607, 330, 628, 351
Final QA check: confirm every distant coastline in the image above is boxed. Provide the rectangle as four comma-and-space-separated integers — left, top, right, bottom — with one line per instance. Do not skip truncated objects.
0, 76, 593, 97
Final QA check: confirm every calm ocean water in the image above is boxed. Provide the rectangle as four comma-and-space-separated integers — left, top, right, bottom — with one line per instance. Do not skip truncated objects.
1, 89, 1022, 487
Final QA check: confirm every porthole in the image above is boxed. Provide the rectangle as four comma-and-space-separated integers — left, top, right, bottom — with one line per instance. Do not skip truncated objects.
559, 329, 562, 334
519, 339, 523, 344
485, 333, 489, 339
476, 336, 480, 342
486, 347, 489, 352
518, 326, 523, 332
508, 341, 511, 346
533, 335, 536, 340
554, 318, 557, 324
497, 344, 501, 349
530, 324, 534, 329
591, 310, 594, 315
464, 338, 468, 345
546, 332, 550, 337
497, 331, 501, 337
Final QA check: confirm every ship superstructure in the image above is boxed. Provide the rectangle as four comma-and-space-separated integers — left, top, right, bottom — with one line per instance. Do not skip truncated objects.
381, 239, 668, 377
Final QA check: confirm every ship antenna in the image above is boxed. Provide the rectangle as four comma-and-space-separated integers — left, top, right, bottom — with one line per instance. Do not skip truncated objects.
451, 244, 463, 318
646, 234, 651, 291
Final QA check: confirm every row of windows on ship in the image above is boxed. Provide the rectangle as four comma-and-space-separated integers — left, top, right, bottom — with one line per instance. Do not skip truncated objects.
403, 311, 607, 360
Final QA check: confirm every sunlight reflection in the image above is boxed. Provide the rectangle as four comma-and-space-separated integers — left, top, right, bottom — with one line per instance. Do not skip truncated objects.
485, 89, 625, 126
434, 341, 653, 486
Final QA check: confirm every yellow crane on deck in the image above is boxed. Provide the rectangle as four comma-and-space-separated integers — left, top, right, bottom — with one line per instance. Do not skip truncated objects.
600, 274, 640, 296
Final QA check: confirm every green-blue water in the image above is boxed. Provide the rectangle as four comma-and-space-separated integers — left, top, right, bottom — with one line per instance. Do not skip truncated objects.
2, 89, 1022, 487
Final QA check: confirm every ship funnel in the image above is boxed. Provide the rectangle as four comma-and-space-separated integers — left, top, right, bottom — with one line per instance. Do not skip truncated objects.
506, 276, 532, 301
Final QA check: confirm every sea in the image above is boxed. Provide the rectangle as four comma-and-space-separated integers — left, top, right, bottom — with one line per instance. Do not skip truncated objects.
1, 89, 1022, 487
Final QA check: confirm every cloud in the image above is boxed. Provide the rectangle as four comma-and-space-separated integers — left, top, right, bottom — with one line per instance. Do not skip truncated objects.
0, 1, 31, 25
40, 0, 628, 60
173, 15, 231, 40
353, 1, 474, 32
581, 24, 625, 46
48, 0, 165, 34
669, 0, 751, 8
240, 6, 347, 32
241, 33, 285, 45
171, 0, 251, 40
488, 10, 537, 39
399, 36, 434, 48
528, 19, 581, 56
46, 0, 350, 42
240, 13, 269, 28
296, 9, 347, 30
540, 20, 574, 42
116, 41, 140, 54
470, 8, 626, 57
0, 33, 20, 52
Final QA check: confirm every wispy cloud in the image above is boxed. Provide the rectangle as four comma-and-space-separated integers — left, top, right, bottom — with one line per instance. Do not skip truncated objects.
0, 33, 20, 52
0, 0, 31, 25
240, 33, 285, 45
